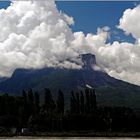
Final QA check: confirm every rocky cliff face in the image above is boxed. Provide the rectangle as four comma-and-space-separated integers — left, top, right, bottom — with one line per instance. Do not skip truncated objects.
81, 53, 96, 69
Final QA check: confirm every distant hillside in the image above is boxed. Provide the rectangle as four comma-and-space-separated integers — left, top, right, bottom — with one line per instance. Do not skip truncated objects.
0, 54, 140, 108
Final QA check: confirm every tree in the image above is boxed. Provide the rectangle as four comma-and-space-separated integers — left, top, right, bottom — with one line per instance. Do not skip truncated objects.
57, 90, 64, 115
21, 90, 29, 126
44, 88, 55, 130
80, 91, 85, 114
56, 90, 64, 130
44, 88, 55, 114
28, 88, 34, 105
70, 91, 76, 114
22, 90, 27, 106
34, 91, 40, 114
76, 92, 80, 114
85, 88, 90, 113
90, 89, 97, 112
27, 89, 35, 117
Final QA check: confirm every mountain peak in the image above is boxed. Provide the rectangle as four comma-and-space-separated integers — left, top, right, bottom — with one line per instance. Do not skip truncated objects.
81, 53, 96, 69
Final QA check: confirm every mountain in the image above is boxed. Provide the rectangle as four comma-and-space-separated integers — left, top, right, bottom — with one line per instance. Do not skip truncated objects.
0, 53, 140, 108
0, 77, 7, 83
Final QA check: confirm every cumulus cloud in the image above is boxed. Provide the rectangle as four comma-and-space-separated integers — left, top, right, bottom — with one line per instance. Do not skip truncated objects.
0, 0, 108, 77
118, 5, 140, 39
0, 0, 80, 76
1, 0, 140, 86
100, 4, 140, 85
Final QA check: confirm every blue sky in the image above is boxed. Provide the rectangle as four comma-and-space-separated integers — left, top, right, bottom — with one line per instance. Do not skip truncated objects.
56, 1, 139, 43
0, 1, 138, 43
0, 1, 10, 9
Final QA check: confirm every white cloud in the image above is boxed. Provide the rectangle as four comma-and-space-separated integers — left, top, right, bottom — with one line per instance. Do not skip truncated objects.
0, 0, 78, 76
0, 0, 108, 77
1, 0, 140, 86
118, 5, 140, 39
99, 4, 140, 85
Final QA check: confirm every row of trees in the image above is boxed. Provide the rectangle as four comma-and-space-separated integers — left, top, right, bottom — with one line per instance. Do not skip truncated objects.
0, 88, 139, 133
21, 88, 97, 131
21, 88, 65, 131
0, 88, 97, 132
70, 88, 96, 114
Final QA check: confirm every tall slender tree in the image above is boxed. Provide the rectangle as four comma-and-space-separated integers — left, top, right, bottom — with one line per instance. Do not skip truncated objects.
80, 91, 85, 114
85, 88, 90, 113
22, 90, 27, 106
76, 92, 80, 114
22, 90, 29, 125
70, 91, 76, 114
57, 89, 64, 115
90, 89, 96, 112
27, 88, 35, 116
44, 88, 55, 130
56, 89, 64, 130
44, 88, 55, 114
34, 91, 40, 114
28, 89, 34, 105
